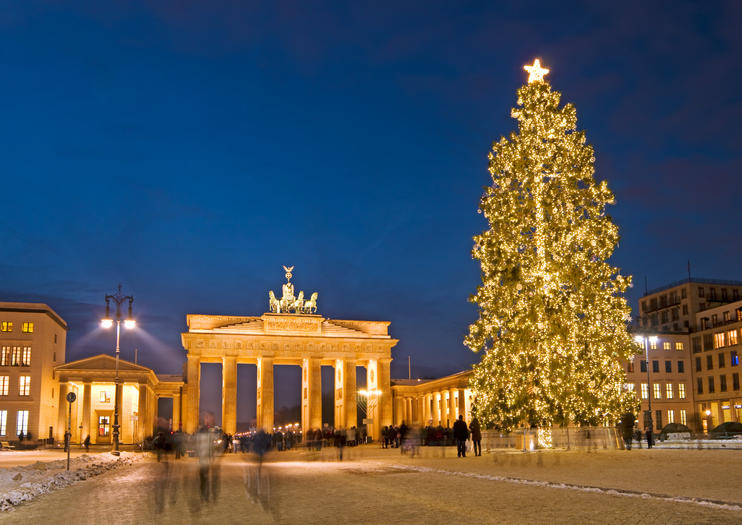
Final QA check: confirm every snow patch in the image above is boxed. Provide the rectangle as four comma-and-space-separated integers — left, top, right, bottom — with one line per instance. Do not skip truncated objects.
0, 452, 141, 512
389, 464, 742, 512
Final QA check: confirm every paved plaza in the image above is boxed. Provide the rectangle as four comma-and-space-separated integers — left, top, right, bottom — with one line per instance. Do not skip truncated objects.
1, 447, 740, 524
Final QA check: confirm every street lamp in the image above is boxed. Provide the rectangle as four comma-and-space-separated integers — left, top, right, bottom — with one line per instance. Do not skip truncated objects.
101, 284, 135, 456
634, 334, 658, 439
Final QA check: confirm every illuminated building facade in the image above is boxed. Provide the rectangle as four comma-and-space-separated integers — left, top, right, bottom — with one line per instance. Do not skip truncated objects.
0, 302, 67, 441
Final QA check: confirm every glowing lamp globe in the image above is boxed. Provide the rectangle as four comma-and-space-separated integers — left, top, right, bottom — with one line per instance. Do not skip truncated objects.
100, 318, 114, 329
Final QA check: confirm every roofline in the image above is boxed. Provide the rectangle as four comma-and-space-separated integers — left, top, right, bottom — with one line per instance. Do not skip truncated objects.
644, 278, 742, 297
0, 302, 68, 330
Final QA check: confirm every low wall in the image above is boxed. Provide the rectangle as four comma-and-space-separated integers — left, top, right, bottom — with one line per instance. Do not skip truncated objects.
482, 427, 622, 451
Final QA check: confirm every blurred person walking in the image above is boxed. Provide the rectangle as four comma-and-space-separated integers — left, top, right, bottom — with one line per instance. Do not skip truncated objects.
453, 415, 469, 458
470, 417, 482, 456
620, 412, 635, 450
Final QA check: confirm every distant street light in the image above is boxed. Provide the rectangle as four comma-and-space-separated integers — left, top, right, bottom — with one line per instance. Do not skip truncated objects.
101, 284, 135, 456
634, 334, 658, 438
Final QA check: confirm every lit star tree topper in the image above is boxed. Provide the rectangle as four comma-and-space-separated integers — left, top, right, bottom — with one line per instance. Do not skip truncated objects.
465, 59, 639, 433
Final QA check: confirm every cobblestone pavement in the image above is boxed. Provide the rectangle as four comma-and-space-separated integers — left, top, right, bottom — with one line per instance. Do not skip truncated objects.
2, 450, 741, 524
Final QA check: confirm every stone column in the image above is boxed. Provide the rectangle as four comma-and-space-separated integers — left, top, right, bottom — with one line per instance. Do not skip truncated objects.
184, 355, 200, 433
56, 382, 70, 442
458, 388, 467, 422
334, 359, 357, 429
222, 356, 237, 435
139, 383, 151, 440
256, 357, 274, 431
449, 388, 457, 422
393, 396, 404, 425
437, 392, 445, 426
302, 358, 322, 434
366, 359, 380, 440
423, 394, 431, 425
173, 391, 182, 431
378, 358, 393, 431
82, 381, 91, 441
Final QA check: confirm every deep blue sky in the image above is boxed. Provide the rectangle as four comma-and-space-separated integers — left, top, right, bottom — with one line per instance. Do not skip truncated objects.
2, 1, 741, 423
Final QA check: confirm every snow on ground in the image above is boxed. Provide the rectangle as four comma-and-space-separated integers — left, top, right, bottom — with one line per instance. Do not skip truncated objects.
0, 451, 140, 511
0, 447, 740, 523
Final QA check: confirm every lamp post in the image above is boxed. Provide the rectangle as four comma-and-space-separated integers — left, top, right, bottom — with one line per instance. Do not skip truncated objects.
358, 389, 382, 439
101, 285, 135, 456
634, 334, 658, 440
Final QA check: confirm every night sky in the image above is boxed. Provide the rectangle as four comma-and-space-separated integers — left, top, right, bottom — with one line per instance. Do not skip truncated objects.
2, 2, 740, 425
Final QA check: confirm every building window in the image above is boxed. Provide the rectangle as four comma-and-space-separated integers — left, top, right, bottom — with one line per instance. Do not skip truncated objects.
21, 322, 33, 333
0, 411, 5, 435
653, 383, 661, 399
678, 360, 685, 374
708, 376, 715, 394
625, 383, 635, 392
0, 322, 12, 332
627, 362, 634, 373
724, 311, 731, 322
729, 330, 739, 346
675, 342, 684, 350
0, 376, 7, 396
18, 376, 30, 396
641, 383, 648, 399
16, 410, 28, 436
665, 360, 672, 373
707, 355, 713, 370
695, 357, 701, 372
665, 383, 673, 399
682, 304, 688, 315
54, 334, 57, 344
733, 373, 740, 390
10, 347, 21, 366
714, 332, 725, 349
655, 410, 662, 430
692, 337, 702, 353
679, 383, 686, 399
723, 289, 729, 301
650, 340, 657, 350
680, 409, 687, 426
652, 360, 659, 373
661, 311, 668, 323
682, 288, 687, 299
0, 347, 9, 366
710, 288, 717, 301
100, 391, 111, 403
668, 410, 675, 424
21, 347, 30, 367
698, 287, 705, 297
663, 341, 671, 350
640, 360, 647, 373
704, 334, 713, 350
697, 378, 703, 394
720, 375, 727, 392
719, 353, 726, 368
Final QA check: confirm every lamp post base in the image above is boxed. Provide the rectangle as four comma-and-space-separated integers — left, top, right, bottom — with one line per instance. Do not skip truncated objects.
111, 450, 120, 456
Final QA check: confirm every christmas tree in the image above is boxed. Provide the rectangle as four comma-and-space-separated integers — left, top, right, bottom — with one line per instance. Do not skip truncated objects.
466, 59, 638, 433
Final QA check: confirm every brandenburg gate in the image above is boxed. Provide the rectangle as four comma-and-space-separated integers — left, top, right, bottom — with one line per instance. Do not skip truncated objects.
181, 267, 397, 440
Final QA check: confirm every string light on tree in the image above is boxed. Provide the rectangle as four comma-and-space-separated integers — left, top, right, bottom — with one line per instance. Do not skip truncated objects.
466, 58, 639, 438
